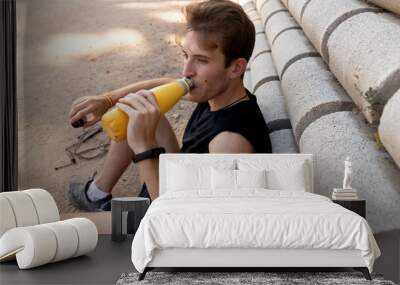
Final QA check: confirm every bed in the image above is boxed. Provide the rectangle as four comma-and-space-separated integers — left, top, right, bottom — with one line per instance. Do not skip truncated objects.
131, 154, 380, 280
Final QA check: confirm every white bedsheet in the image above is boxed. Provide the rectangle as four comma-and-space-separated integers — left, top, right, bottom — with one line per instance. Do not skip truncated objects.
131, 190, 380, 273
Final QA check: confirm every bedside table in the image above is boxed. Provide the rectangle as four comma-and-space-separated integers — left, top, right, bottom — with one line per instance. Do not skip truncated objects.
111, 197, 150, 242
332, 199, 366, 218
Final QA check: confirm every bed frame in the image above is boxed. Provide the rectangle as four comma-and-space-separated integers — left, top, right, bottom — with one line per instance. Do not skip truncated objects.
139, 248, 371, 280
138, 154, 371, 281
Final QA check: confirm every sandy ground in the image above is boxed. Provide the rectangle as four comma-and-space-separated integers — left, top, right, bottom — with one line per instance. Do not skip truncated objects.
16, 0, 195, 213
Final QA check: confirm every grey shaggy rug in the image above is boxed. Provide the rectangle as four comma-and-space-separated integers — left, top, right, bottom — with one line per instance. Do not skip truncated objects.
116, 272, 396, 285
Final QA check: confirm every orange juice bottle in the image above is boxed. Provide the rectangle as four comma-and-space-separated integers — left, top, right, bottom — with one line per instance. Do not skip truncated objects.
101, 77, 193, 141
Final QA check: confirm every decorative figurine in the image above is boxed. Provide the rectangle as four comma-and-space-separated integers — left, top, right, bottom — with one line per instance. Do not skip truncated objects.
342, 156, 352, 190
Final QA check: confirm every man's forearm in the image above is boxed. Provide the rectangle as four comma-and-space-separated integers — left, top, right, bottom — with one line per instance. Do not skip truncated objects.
105, 78, 174, 104
137, 158, 160, 200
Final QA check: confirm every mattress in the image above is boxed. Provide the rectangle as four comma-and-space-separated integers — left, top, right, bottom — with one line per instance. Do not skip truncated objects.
131, 190, 380, 273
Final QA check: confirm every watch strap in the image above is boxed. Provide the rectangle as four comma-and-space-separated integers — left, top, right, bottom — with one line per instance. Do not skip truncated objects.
133, 147, 166, 163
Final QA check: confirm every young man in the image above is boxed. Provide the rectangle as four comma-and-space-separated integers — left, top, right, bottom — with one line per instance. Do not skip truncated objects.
68, 0, 272, 211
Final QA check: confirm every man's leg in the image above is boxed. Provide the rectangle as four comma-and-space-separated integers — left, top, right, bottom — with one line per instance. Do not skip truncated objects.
94, 139, 134, 194
68, 115, 179, 210
95, 114, 180, 193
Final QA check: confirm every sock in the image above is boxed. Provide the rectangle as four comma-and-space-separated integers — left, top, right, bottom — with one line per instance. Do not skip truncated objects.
87, 181, 110, 202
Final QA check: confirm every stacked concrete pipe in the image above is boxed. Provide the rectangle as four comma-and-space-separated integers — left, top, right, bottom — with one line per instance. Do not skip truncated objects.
378, 89, 400, 169
282, 0, 400, 124
244, 1, 298, 153
242, 2, 254, 92
279, 0, 308, 24
364, 0, 400, 15
255, 0, 400, 233
258, 0, 353, 143
300, 111, 400, 233
244, 69, 252, 92
243, 0, 266, 36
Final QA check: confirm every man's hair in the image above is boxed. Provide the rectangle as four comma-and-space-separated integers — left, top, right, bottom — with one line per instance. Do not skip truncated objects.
182, 0, 255, 68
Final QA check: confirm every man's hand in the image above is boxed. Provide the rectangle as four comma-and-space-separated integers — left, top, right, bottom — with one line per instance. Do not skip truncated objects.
69, 95, 110, 127
116, 90, 161, 153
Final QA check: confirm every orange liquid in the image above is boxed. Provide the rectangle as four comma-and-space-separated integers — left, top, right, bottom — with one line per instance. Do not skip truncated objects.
101, 108, 129, 141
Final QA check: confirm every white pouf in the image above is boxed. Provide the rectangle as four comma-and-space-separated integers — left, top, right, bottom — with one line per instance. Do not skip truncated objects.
0, 189, 98, 269
0, 218, 98, 269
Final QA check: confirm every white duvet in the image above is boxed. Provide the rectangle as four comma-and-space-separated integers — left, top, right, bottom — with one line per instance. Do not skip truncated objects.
131, 190, 380, 273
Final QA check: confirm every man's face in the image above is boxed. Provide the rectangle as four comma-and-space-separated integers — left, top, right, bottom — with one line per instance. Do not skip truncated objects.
180, 31, 231, 103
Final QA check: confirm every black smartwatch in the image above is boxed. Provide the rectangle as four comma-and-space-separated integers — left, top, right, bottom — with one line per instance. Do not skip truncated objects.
133, 147, 166, 163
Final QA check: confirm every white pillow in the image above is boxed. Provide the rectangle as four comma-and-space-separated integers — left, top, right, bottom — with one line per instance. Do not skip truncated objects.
211, 168, 267, 190
267, 164, 306, 191
238, 159, 308, 191
167, 160, 235, 192
167, 162, 209, 191
211, 168, 236, 190
237, 169, 267, 189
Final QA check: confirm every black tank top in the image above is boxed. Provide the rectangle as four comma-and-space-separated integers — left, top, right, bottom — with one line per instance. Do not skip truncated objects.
180, 89, 272, 153
138, 89, 272, 200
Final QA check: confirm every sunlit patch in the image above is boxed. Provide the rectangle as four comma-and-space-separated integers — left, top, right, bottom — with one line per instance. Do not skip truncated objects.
43, 28, 146, 64
238, 0, 252, 5
150, 10, 184, 23
116, 1, 190, 10
165, 33, 180, 46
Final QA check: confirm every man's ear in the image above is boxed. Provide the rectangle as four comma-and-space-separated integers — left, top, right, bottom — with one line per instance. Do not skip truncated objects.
228, 58, 248, 79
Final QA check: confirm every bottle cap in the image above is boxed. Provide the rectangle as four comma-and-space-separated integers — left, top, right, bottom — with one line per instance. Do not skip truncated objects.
183, 77, 194, 89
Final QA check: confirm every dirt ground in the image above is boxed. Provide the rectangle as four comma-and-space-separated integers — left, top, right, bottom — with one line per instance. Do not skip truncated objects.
16, 0, 195, 213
